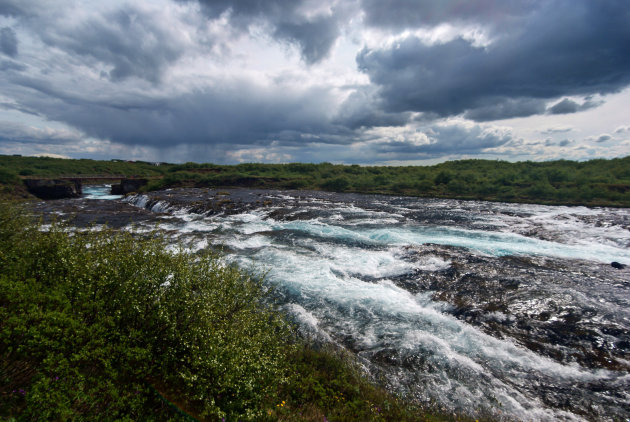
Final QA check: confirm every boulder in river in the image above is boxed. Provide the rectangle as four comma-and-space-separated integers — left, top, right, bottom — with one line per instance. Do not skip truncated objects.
611, 261, 626, 269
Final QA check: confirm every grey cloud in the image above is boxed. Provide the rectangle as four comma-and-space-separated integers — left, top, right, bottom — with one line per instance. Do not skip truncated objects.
596, 134, 612, 143
0, 121, 85, 145
184, 0, 347, 63
540, 127, 573, 135
357, 1, 630, 121
547, 99, 580, 114
421, 124, 512, 154
0, 1, 27, 17
274, 15, 340, 64
334, 87, 411, 129
547, 98, 600, 115
376, 123, 512, 157
0, 59, 25, 72
361, 0, 534, 29
544, 138, 572, 147
0, 27, 18, 57
0, 99, 39, 116
11, 75, 341, 148
37, 7, 184, 83
1, 1, 73, 19
188, 0, 298, 25
614, 126, 629, 134
464, 98, 547, 121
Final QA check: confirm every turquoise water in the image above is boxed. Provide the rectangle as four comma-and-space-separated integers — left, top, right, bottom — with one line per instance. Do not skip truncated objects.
82, 185, 123, 200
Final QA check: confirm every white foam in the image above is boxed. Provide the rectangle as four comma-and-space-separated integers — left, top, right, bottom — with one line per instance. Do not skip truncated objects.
224, 234, 273, 250
415, 255, 451, 271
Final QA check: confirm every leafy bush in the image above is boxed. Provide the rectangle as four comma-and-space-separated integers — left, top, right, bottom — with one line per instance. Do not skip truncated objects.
320, 177, 350, 191
0, 203, 292, 420
0, 168, 19, 185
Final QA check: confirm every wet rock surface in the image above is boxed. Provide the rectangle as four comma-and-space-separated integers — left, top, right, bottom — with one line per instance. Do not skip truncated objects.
398, 245, 630, 372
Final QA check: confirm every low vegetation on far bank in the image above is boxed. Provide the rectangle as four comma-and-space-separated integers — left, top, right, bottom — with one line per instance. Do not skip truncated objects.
2, 154, 629, 207
0, 203, 456, 421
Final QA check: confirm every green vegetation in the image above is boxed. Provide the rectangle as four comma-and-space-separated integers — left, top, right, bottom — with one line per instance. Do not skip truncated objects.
146, 157, 630, 207
3, 154, 630, 207
0, 203, 454, 421
0, 155, 167, 179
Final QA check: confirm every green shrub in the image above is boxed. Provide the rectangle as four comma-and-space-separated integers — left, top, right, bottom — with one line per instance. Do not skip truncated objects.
320, 177, 350, 191
0, 168, 19, 185
0, 203, 292, 420
434, 171, 453, 185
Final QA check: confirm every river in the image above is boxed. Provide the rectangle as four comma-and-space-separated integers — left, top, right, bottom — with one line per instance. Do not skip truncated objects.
34, 187, 630, 421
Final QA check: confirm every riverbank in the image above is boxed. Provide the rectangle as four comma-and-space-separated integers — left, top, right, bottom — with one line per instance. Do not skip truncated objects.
2, 154, 630, 207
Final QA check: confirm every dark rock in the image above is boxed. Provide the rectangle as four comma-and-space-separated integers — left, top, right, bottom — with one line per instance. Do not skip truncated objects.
24, 179, 82, 199
611, 261, 626, 269
111, 178, 148, 195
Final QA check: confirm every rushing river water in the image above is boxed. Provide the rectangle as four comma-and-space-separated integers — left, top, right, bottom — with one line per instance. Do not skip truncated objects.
38, 187, 630, 421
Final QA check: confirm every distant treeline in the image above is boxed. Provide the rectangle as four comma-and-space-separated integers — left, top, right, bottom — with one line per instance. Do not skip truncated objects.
2, 154, 630, 207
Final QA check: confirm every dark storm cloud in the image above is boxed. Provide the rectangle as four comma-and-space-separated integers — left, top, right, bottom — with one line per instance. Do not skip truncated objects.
37, 6, 184, 83
357, 1, 630, 121
273, 15, 340, 65
463, 98, 547, 121
10, 75, 339, 148
360, 0, 534, 29
334, 87, 412, 129
0, 1, 27, 17
183, 0, 347, 63
0, 27, 18, 57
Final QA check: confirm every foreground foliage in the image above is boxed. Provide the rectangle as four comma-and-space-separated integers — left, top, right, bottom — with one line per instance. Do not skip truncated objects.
0, 203, 292, 420
0, 203, 453, 421
2, 154, 630, 207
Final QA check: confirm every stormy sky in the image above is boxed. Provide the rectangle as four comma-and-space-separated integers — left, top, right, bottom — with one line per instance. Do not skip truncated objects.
0, 0, 629, 164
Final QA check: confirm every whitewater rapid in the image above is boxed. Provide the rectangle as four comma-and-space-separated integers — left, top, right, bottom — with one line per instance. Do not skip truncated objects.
46, 188, 630, 421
